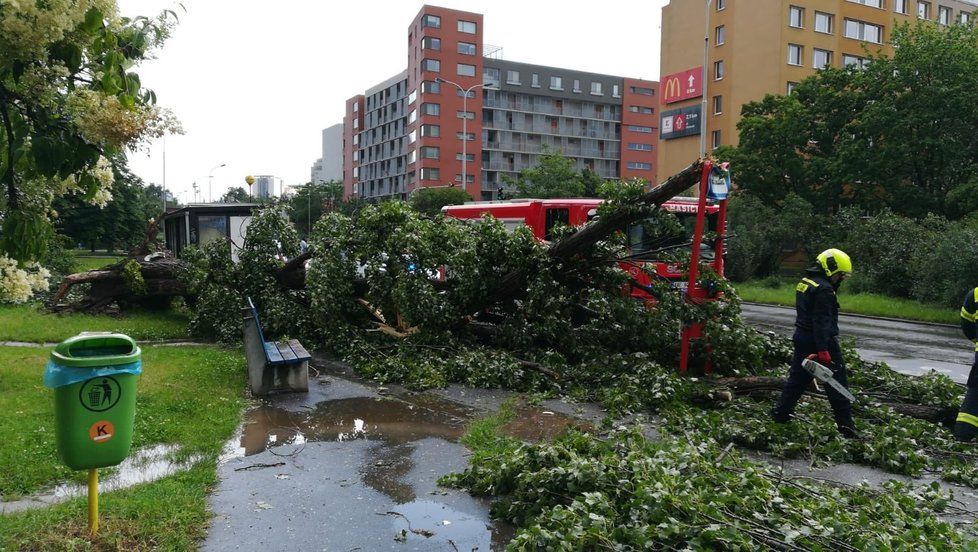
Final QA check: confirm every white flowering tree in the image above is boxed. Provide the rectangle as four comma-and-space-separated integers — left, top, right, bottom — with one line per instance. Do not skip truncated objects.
0, 0, 180, 268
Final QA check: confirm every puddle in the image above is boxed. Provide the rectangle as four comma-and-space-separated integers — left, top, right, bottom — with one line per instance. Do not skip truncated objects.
1, 444, 200, 515
382, 499, 516, 549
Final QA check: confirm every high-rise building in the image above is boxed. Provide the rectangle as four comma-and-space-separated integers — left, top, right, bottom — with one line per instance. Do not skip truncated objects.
253, 175, 277, 199
658, 0, 978, 182
310, 124, 343, 184
341, 5, 658, 201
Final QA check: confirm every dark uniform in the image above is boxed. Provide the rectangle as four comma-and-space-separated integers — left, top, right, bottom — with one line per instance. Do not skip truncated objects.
771, 269, 857, 435
954, 287, 978, 441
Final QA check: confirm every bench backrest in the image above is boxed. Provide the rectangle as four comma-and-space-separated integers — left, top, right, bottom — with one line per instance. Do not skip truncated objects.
246, 297, 269, 345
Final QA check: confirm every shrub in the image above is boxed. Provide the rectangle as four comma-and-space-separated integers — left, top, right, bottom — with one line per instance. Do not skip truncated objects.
911, 221, 978, 306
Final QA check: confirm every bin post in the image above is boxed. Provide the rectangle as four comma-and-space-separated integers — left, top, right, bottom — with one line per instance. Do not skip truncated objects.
88, 468, 99, 535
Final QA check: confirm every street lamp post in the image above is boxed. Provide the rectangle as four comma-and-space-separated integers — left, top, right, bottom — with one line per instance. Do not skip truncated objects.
700, 0, 712, 158
208, 163, 226, 203
435, 78, 495, 195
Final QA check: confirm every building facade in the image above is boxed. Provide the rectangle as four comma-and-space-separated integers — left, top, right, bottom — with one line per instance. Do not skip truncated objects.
658, 0, 978, 182
342, 5, 658, 201
310, 124, 343, 184
252, 175, 276, 199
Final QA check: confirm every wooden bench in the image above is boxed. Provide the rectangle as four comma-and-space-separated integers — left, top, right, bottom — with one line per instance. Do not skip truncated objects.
242, 297, 310, 396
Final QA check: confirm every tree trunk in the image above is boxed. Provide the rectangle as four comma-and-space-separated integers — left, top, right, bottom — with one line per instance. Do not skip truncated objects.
50, 257, 189, 312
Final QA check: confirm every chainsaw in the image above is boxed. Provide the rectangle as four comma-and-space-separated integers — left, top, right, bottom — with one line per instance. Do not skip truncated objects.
801, 358, 856, 403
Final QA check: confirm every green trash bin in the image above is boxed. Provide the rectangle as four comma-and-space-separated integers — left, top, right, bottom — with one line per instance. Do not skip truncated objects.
43, 333, 142, 471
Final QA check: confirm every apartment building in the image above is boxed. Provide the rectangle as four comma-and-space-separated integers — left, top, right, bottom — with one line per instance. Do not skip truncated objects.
658, 0, 978, 182
342, 5, 658, 201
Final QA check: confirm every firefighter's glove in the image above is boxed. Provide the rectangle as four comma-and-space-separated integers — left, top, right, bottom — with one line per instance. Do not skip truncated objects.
806, 350, 832, 365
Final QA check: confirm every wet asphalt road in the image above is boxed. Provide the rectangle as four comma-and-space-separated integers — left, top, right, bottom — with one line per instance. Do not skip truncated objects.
741, 303, 974, 383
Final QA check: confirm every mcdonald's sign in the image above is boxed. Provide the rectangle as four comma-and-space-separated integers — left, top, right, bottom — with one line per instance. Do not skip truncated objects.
661, 67, 703, 104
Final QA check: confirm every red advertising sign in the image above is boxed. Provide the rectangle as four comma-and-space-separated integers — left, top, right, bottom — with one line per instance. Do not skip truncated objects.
661, 67, 703, 104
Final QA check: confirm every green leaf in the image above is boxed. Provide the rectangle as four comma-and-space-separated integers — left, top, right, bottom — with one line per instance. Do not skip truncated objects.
80, 7, 104, 34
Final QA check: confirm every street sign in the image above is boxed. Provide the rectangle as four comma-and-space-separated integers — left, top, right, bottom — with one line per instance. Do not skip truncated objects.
661, 67, 703, 104
660, 105, 702, 140
707, 164, 731, 201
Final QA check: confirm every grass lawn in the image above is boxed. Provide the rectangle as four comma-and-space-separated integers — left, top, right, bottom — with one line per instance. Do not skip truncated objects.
0, 303, 190, 343
735, 280, 958, 324
72, 256, 124, 272
0, 344, 247, 550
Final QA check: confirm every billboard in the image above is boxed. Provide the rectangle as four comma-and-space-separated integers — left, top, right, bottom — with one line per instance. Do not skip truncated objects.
660, 105, 701, 140
661, 67, 703, 104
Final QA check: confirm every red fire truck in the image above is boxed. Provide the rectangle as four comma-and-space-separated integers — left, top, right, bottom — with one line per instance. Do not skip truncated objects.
442, 161, 732, 373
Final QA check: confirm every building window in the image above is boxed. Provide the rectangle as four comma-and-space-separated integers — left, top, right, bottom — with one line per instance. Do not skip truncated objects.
627, 143, 653, 151
408, 129, 417, 144
894, 0, 908, 14
483, 67, 500, 85
815, 12, 833, 33
712, 95, 722, 115
422, 58, 440, 72
813, 48, 832, 69
550, 76, 563, 90
353, 167, 359, 178
939, 6, 951, 24
628, 106, 654, 114
422, 14, 441, 28
714, 60, 724, 79
457, 63, 476, 77
422, 102, 440, 116
408, 89, 417, 104
421, 146, 440, 159
612, 84, 620, 97
456, 88, 476, 98
847, 0, 882, 7
458, 20, 477, 33
421, 36, 440, 50
353, 103, 358, 112
843, 54, 871, 68
531, 73, 540, 87
715, 25, 725, 45
420, 168, 440, 181
456, 132, 475, 140
789, 6, 804, 28
352, 118, 358, 129
591, 81, 603, 95
918, 2, 930, 19
352, 134, 359, 145
627, 162, 652, 170
455, 153, 475, 161
408, 109, 417, 124
420, 124, 440, 137
630, 85, 655, 96
506, 70, 520, 85
421, 80, 440, 94
573, 79, 581, 92
456, 110, 475, 120
961, 12, 971, 24
717, 0, 725, 10
844, 19, 882, 43
787, 81, 798, 94
712, 130, 721, 149
628, 125, 653, 133
457, 41, 476, 55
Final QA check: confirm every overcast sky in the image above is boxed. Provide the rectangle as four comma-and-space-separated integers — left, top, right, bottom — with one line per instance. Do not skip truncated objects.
118, 0, 669, 203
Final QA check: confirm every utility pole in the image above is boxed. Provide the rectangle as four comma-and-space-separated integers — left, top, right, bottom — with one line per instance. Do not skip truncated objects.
435, 78, 495, 195
700, 0, 712, 158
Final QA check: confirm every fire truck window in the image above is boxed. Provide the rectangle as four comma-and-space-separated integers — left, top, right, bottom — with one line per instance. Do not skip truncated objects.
545, 208, 570, 240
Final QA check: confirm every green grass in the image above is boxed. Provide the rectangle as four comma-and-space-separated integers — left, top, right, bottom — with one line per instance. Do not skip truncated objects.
0, 344, 247, 550
72, 256, 124, 272
0, 304, 190, 343
735, 280, 958, 324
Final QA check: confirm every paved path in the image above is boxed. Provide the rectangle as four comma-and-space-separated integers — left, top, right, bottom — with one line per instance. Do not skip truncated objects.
741, 303, 973, 383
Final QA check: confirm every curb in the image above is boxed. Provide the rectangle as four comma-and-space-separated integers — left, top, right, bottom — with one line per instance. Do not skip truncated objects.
742, 301, 957, 329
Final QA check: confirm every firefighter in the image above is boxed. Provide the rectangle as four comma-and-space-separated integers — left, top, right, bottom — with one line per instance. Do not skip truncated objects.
954, 287, 978, 441
771, 248, 859, 438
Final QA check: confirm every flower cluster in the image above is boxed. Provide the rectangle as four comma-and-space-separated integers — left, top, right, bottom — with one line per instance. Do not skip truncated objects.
0, 255, 51, 304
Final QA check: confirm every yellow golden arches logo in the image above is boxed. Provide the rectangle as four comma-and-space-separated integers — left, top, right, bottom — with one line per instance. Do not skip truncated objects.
663, 77, 682, 100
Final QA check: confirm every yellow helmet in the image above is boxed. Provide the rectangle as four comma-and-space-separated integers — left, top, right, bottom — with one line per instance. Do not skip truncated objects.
816, 248, 852, 277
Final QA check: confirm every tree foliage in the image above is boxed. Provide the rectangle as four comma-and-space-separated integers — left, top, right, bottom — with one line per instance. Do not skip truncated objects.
287, 180, 343, 236
408, 186, 471, 217
728, 21, 978, 218
219, 186, 250, 204
502, 149, 602, 199
0, 1, 181, 261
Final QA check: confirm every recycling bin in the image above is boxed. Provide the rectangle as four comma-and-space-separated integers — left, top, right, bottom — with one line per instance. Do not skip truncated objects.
43, 333, 142, 470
